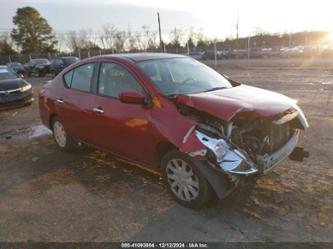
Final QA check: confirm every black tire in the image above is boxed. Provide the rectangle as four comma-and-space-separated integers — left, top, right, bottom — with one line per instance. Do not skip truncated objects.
161, 150, 212, 209
51, 116, 78, 152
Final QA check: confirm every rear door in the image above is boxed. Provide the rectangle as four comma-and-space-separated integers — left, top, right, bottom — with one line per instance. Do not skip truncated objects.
55, 63, 97, 144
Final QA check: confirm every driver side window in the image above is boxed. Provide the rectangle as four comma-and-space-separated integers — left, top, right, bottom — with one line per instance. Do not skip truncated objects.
98, 63, 144, 98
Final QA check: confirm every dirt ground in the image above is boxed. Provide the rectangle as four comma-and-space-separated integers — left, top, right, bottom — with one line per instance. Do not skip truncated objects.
0, 58, 332, 242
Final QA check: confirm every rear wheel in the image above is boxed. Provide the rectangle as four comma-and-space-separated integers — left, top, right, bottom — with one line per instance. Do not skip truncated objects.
51, 117, 77, 151
161, 150, 211, 208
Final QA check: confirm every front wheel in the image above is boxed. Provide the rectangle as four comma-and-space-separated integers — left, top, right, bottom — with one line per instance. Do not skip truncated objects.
51, 116, 78, 151
161, 150, 212, 208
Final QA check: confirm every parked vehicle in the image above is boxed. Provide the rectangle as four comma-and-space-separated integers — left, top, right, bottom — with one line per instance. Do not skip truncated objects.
280, 46, 305, 58
189, 51, 204, 60
50, 57, 80, 77
6, 62, 26, 76
24, 58, 50, 77
232, 49, 249, 59
39, 53, 309, 208
0, 66, 33, 109
202, 50, 223, 60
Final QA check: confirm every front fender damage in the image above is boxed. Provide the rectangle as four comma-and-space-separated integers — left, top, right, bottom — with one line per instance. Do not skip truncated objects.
180, 126, 258, 176
179, 125, 256, 200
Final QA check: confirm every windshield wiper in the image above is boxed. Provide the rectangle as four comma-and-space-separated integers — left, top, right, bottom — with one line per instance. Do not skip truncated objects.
203, 87, 227, 92
166, 94, 178, 99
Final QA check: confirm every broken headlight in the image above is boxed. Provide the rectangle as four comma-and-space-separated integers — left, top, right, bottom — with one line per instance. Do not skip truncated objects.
195, 130, 229, 163
214, 140, 229, 163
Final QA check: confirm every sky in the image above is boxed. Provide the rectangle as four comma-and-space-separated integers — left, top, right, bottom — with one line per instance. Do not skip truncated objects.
1, 0, 333, 39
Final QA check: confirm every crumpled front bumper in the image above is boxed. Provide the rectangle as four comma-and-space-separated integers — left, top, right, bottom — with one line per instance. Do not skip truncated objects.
217, 147, 258, 175
217, 130, 300, 176
257, 130, 300, 175
181, 111, 306, 177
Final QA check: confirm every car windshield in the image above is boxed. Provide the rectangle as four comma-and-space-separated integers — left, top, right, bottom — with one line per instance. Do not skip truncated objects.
137, 57, 232, 96
31, 59, 49, 64
0, 68, 17, 80
8, 63, 21, 67
63, 58, 79, 66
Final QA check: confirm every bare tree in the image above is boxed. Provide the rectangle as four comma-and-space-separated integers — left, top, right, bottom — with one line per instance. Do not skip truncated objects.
141, 25, 150, 51
66, 31, 79, 52
114, 31, 126, 52
55, 33, 67, 52
168, 27, 185, 50
148, 31, 158, 50
100, 24, 117, 51
77, 30, 90, 49
126, 29, 138, 52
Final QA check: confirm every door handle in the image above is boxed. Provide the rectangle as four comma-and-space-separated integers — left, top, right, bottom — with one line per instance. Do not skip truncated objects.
56, 98, 64, 104
93, 107, 104, 114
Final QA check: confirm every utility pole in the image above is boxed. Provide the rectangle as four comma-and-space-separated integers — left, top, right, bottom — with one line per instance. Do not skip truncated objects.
157, 12, 164, 52
236, 9, 239, 40
214, 41, 217, 68
235, 9, 239, 50
247, 35, 251, 61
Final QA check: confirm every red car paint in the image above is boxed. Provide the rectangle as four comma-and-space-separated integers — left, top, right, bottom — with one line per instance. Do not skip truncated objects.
39, 53, 299, 171
176, 85, 296, 122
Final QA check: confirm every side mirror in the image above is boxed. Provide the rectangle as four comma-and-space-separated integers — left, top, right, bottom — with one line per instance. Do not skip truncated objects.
119, 91, 146, 104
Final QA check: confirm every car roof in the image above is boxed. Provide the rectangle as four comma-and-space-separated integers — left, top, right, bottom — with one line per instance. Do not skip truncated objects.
93, 53, 186, 62
56, 56, 79, 59
31, 58, 49, 61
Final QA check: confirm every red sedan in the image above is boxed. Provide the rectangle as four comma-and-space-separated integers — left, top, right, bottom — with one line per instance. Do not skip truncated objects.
39, 53, 309, 208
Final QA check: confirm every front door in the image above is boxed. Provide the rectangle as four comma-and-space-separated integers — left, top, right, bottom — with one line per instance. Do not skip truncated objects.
90, 62, 156, 165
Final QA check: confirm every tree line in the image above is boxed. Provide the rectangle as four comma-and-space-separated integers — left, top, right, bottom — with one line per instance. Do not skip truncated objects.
0, 6, 331, 57
0, 6, 212, 56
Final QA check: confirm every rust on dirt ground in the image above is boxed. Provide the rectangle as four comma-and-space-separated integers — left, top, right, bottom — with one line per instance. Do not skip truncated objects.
0, 61, 332, 242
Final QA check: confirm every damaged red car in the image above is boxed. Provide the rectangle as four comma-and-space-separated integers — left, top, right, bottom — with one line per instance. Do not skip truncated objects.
39, 53, 309, 208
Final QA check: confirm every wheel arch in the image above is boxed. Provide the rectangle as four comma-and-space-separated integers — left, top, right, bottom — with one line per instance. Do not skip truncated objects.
49, 113, 58, 130
154, 141, 178, 168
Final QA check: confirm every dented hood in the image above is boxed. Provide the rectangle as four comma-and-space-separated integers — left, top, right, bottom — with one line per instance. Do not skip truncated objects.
176, 85, 295, 121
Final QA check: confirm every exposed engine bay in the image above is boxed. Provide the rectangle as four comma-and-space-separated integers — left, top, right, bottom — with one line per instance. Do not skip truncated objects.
179, 104, 309, 176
